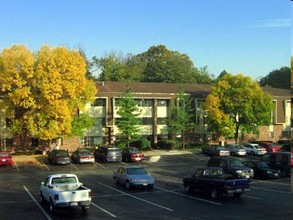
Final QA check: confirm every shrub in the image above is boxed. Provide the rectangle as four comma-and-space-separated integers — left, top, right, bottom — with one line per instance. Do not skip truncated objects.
157, 139, 176, 150
130, 139, 152, 151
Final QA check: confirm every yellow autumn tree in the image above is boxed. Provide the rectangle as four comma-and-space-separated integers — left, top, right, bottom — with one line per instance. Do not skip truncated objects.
0, 45, 97, 148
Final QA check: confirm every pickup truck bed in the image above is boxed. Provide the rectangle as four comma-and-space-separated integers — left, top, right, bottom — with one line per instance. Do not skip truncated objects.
40, 174, 92, 213
183, 167, 250, 199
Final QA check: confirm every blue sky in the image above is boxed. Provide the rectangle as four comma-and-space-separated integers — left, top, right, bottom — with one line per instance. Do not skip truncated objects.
0, 0, 291, 79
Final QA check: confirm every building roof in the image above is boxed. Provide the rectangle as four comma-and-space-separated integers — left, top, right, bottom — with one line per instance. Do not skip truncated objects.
95, 81, 290, 99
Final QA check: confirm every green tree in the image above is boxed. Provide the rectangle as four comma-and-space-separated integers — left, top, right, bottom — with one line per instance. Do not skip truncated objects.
116, 85, 141, 147
204, 74, 272, 143
259, 66, 290, 90
169, 87, 195, 149
0, 45, 96, 148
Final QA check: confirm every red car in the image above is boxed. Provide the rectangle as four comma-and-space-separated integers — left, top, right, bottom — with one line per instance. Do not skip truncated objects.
122, 147, 145, 162
259, 142, 280, 152
0, 152, 13, 166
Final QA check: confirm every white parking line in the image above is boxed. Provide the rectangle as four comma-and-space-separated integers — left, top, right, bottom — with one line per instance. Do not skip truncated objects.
14, 162, 20, 172
155, 186, 222, 206
70, 164, 79, 170
40, 161, 50, 170
250, 186, 291, 194
96, 163, 107, 169
23, 185, 52, 220
91, 202, 117, 218
97, 181, 173, 211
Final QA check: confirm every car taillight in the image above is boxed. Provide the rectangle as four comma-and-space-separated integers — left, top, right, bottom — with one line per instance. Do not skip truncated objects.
89, 191, 92, 198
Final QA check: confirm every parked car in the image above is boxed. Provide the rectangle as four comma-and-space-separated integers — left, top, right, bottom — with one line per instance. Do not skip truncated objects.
40, 173, 92, 213
226, 144, 247, 156
280, 143, 292, 152
201, 145, 230, 156
0, 151, 13, 166
242, 160, 280, 179
113, 165, 155, 189
260, 152, 291, 177
71, 149, 95, 164
48, 150, 71, 165
243, 143, 267, 156
258, 142, 280, 152
94, 146, 122, 163
122, 147, 144, 162
207, 156, 254, 179
182, 167, 250, 199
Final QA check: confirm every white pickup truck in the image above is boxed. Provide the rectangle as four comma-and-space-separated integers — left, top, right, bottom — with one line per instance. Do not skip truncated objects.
40, 174, 92, 213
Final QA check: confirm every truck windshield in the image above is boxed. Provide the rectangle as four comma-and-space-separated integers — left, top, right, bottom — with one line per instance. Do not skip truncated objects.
52, 177, 77, 184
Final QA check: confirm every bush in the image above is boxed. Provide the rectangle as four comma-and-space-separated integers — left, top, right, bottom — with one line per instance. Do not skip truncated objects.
130, 139, 152, 151
157, 139, 176, 150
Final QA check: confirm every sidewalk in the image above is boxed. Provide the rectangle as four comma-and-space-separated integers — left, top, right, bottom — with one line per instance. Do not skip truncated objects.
143, 149, 193, 156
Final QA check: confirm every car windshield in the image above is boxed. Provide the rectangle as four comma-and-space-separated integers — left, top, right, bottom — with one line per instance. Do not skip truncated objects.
0, 153, 11, 157
127, 167, 147, 175
108, 149, 120, 153
256, 161, 269, 168
79, 151, 91, 156
51, 177, 77, 184
230, 160, 244, 167
56, 151, 69, 156
129, 148, 140, 153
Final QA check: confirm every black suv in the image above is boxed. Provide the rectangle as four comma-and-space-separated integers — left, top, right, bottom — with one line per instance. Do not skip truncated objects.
260, 152, 291, 177
207, 156, 254, 179
94, 146, 122, 162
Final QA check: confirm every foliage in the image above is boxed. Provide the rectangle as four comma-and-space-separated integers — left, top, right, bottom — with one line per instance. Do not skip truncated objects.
115, 85, 141, 146
259, 66, 290, 90
0, 45, 97, 148
204, 73, 273, 143
129, 138, 151, 150
157, 139, 177, 150
168, 87, 195, 148
71, 113, 95, 137
91, 44, 215, 84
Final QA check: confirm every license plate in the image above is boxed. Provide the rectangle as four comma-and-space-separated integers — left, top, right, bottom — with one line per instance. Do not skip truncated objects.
70, 202, 78, 206
1, 159, 6, 162
143, 183, 148, 186
135, 158, 141, 161
245, 176, 250, 178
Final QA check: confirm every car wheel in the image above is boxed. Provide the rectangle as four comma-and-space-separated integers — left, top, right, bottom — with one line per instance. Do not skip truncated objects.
281, 170, 287, 177
210, 188, 219, 199
184, 184, 193, 193
125, 181, 131, 190
39, 193, 45, 205
250, 151, 255, 156
81, 206, 89, 215
114, 177, 118, 185
49, 199, 55, 213
233, 193, 242, 198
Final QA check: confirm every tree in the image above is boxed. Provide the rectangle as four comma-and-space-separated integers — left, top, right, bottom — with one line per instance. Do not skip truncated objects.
204, 74, 272, 143
0, 45, 97, 148
259, 66, 290, 90
116, 85, 141, 147
90, 44, 215, 84
169, 87, 195, 149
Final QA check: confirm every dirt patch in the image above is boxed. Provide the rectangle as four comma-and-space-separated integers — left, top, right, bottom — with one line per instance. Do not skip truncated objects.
13, 155, 47, 166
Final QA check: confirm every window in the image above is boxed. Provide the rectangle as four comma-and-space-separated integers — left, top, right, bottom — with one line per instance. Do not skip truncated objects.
157, 117, 168, 125
141, 117, 153, 125
91, 98, 106, 107
158, 100, 168, 107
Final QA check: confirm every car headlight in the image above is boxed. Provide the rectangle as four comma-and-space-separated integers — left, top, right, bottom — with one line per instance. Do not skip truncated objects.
236, 170, 243, 173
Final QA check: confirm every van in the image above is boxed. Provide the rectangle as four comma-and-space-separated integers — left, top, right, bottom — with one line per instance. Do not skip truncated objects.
260, 152, 291, 177
94, 146, 122, 163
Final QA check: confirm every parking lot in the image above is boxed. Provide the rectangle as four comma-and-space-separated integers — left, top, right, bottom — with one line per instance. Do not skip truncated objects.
0, 151, 291, 220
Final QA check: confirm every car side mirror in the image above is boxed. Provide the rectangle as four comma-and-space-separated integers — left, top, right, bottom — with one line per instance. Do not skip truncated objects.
41, 182, 45, 186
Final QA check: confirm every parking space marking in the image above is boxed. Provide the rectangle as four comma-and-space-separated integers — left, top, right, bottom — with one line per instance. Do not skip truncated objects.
14, 162, 20, 172
155, 186, 222, 206
23, 185, 52, 220
163, 177, 182, 184
97, 181, 173, 211
241, 195, 263, 200
250, 186, 291, 194
70, 164, 79, 170
40, 161, 50, 170
91, 202, 117, 218
96, 162, 107, 169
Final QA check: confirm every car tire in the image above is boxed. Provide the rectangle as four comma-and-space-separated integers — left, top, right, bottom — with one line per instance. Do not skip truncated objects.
81, 206, 89, 215
233, 193, 242, 198
184, 184, 193, 193
114, 177, 118, 185
39, 193, 45, 205
49, 199, 55, 213
125, 181, 131, 190
210, 188, 219, 199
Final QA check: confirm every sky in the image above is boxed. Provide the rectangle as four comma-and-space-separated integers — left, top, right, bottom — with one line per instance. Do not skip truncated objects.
0, 0, 291, 80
